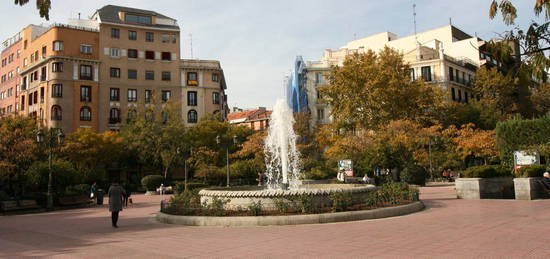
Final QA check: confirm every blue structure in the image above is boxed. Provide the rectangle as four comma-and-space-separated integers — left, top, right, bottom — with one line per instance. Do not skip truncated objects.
286, 56, 309, 113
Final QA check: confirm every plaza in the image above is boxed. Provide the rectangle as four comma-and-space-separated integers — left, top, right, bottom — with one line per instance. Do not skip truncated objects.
2, 186, 550, 258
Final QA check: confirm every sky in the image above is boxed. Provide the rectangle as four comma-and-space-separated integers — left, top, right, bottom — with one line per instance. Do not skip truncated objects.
0, 0, 539, 109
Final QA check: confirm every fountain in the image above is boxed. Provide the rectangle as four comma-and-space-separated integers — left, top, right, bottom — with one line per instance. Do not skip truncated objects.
199, 99, 375, 210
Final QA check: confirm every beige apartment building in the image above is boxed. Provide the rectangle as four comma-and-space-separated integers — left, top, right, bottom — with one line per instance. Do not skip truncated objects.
181, 59, 228, 126
0, 5, 229, 133
89, 5, 182, 131
288, 25, 505, 127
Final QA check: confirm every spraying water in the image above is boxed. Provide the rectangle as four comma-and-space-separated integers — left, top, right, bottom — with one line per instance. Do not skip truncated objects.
264, 99, 301, 190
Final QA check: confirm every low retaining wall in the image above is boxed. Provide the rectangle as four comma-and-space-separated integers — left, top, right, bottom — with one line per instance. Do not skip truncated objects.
514, 178, 544, 200
155, 201, 424, 227
455, 177, 514, 200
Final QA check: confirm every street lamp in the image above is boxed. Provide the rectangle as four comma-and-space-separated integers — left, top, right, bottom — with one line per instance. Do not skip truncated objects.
36, 128, 65, 210
217, 135, 237, 187
177, 147, 193, 191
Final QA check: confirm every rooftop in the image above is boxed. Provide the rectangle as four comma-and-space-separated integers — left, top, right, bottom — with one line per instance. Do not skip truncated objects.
92, 5, 179, 30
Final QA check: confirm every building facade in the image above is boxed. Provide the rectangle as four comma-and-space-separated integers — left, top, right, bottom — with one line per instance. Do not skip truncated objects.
0, 5, 228, 133
228, 107, 271, 131
288, 25, 504, 127
0, 32, 22, 117
181, 59, 228, 126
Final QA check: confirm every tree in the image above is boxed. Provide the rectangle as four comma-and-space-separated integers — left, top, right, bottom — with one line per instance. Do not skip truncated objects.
120, 106, 188, 180
489, 0, 550, 80
445, 124, 498, 166
321, 47, 444, 131
0, 116, 39, 196
15, 0, 52, 20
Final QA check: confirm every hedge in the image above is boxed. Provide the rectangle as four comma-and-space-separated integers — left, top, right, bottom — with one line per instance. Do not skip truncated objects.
496, 114, 550, 162
517, 165, 547, 178
463, 165, 513, 178
400, 165, 428, 186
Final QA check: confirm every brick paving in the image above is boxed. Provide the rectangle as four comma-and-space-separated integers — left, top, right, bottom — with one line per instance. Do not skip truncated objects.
1, 186, 550, 258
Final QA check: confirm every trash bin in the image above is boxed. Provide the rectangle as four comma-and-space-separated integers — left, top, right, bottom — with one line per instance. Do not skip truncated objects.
96, 189, 105, 205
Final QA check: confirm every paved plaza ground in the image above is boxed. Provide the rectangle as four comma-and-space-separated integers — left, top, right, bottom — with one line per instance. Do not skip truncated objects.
1, 186, 550, 258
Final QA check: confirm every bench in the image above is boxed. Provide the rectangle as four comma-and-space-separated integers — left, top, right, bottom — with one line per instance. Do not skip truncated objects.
1, 200, 40, 212
58, 195, 90, 206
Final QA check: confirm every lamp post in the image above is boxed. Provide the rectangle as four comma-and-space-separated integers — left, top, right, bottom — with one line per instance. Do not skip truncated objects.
36, 128, 65, 210
217, 135, 237, 187
177, 147, 193, 191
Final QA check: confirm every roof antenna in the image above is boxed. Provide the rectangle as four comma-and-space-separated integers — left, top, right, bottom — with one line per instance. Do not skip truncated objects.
413, 3, 418, 43
78, 13, 81, 19
449, 17, 452, 25
189, 33, 193, 59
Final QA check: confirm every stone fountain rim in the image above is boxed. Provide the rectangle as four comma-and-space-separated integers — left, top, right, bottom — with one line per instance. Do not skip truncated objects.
198, 185, 376, 198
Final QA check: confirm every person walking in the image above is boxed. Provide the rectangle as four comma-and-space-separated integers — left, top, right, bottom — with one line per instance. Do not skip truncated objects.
108, 182, 126, 228
90, 182, 97, 203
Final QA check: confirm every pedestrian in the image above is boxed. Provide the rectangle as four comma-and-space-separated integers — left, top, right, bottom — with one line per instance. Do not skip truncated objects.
90, 182, 97, 203
122, 182, 131, 207
108, 182, 126, 228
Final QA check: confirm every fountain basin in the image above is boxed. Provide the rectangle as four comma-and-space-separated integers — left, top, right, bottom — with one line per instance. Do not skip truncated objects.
199, 184, 376, 210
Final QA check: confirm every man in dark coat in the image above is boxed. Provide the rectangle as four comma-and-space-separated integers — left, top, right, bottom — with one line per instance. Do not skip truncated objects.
108, 182, 126, 228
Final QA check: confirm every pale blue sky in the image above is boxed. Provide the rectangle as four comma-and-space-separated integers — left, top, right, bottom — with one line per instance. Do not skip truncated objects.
0, 0, 538, 109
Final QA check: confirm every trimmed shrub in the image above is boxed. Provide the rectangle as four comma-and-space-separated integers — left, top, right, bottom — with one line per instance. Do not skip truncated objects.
273, 197, 290, 214
329, 192, 353, 212
248, 200, 263, 216
517, 165, 547, 178
496, 114, 550, 162
141, 175, 163, 192
400, 165, 428, 186
463, 165, 512, 178
366, 182, 419, 207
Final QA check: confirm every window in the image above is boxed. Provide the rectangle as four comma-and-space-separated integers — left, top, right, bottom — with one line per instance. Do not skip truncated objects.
212, 73, 219, 82
80, 106, 91, 121
52, 62, 63, 72
162, 111, 169, 124
145, 71, 154, 80
128, 31, 137, 40
161, 71, 171, 81
125, 14, 152, 24
465, 92, 469, 103
128, 89, 137, 102
127, 109, 136, 123
145, 51, 155, 60
51, 105, 62, 120
212, 92, 220, 104
79, 65, 93, 80
451, 88, 456, 101
21, 96, 25, 111
34, 50, 38, 61
111, 28, 120, 39
421, 66, 432, 82
53, 41, 64, 51
458, 89, 462, 102
40, 87, 44, 103
409, 69, 415, 80
146, 32, 154, 42
110, 67, 121, 78
80, 86, 91, 102
80, 45, 92, 54
109, 108, 121, 124
110, 88, 120, 101
187, 110, 198, 123
449, 67, 454, 81
145, 90, 152, 103
187, 91, 197, 106
462, 72, 466, 85
162, 90, 171, 102
40, 66, 46, 81
41, 46, 46, 57
127, 49, 138, 59
161, 52, 171, 61
161, 34, 176, 43
187, 72, 198, 86
317, 108, 324, 121
110, 48, 120, 57
128, 69, 137, 79
23, 58, 27, 66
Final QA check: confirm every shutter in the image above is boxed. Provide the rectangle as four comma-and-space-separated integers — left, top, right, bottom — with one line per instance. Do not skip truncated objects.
138, 51, 145, 59
171, 53, 177, 61
155, 52, 161, 60
121, 49, 127, 57
104, 48, 110, 56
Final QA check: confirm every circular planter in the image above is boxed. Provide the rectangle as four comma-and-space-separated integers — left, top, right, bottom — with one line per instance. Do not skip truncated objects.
155, 201, 424, 227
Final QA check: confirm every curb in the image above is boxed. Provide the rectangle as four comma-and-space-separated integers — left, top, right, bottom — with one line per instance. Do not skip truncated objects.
155, 201, 424, 227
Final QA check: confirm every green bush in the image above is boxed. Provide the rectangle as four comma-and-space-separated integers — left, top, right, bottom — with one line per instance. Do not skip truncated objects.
25, 159, 79, 193
517, 165, 547, 178
463, 165, 512, 178
496, 114, 550, 162
329, 192, 353, 212
64, 184, 90, 197
366, 182, 419, 207
247, 200, 263, 216
230, 159, 263, 184
273, 197, 290, 214
165, 189, 202, 215
204, 197, 230, 216
400, 165, 428, 186
295, 194, 315, 214
141, 175, 164, 192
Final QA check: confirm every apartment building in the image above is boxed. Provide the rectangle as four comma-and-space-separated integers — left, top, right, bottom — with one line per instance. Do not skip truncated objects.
0, 32, 22, 116
18, 24, 100, 133
0, 5, 229, 133
181, 59, 228, 126
89, 5, 182, 131
228, 107, 271, 131
288, 25, 506, 127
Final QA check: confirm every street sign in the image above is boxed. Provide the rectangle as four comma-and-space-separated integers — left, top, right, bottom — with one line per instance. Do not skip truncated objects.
339, 160, 353, 177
